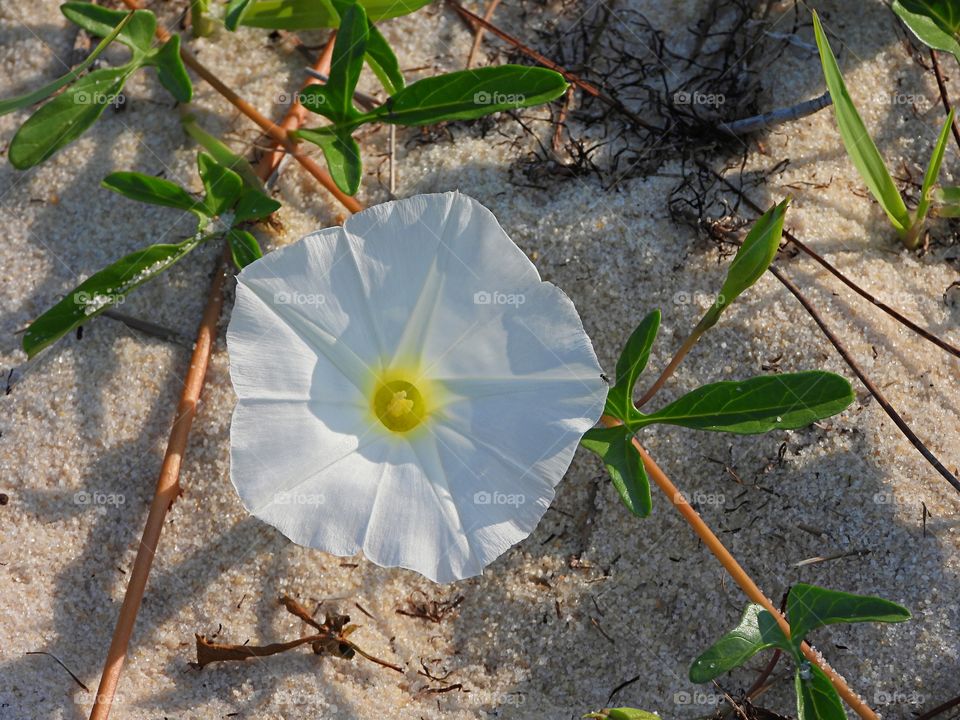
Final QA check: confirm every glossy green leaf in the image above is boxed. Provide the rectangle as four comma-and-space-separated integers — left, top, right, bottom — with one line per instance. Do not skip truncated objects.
238, 0, 432, 29
580, 425, 651, 518
227, 228, 263, 268
813, 11, 910, 235
911, 108, 954, 241
22, 235, 205, 357
584, 710, 662, 720
297, 126, 362, 195
0, 11, 134, 116
61, 2, 156, 54
364, 24, 404, 94
225, 0, 256, 30
795, 664, 847, 720
234, 188, 282, 223
606, 309, 660, 419
892, 0, 960, 60
689, 604, 791, 683
197, 152, 243, 216
8, 65, 132, 169
633, 371, 855, 434
301, 2, 368, 122
363, 65, 568, 126
101, 171, 202, 214
181, 114, 264, 191
786, 583, 911, 643
150, 35, 193, 103
704, 199, 787, 327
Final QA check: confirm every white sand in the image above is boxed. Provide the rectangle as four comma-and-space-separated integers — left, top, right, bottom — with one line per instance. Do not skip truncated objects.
1, 1, 958, 719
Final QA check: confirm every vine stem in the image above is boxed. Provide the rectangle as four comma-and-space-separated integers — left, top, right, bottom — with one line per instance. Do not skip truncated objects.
634, 322, 706, 408
599, 415, 880, 720
87, 38, 349, 720
120, 0, 362, 214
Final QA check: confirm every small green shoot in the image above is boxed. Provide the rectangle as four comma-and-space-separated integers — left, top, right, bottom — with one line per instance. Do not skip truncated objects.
580, 202, 855, 517
22, 153, 279, 357
6, 3, 192, 169
690, 583, 909, 720
813, 10, 954, 248
892, 0, 960, 63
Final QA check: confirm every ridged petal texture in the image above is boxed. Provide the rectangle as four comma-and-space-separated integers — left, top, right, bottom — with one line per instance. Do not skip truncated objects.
227, 192, 606, 582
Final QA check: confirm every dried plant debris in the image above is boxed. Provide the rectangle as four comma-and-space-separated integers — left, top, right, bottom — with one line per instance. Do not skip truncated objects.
193, 596, 403, 672
395, 591, 465, 623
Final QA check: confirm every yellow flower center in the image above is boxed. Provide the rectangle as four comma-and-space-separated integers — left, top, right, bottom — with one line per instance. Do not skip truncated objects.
372, 378, 427, 433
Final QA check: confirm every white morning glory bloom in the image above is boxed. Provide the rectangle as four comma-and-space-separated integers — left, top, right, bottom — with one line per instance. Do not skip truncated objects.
227, 192, 607, 582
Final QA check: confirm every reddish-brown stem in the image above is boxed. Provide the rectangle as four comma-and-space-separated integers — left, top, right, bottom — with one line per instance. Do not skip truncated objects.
634, 322, 706, 408
600, 415, 879, 720
88, 36, 351, 720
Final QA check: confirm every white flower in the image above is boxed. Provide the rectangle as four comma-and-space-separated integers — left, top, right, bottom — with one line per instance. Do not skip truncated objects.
227, 192, 606, 582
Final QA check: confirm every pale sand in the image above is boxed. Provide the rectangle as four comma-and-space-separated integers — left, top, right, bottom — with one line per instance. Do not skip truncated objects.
1, 1, 958, 718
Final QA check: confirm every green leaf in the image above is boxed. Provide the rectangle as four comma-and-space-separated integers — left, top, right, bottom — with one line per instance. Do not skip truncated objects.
580, 425, 651, 518
181, 113, 265, 191
303, 2, 368, 122
102, 171, 202, 214
8, 65, 133, 169
911, 108, 954, 238
689, 604, 791, 683
0, 11, 134, 116
892, 0, 960, 61
583, 710, 662, 720
633, 371, 855, 435
61, 2, 156, 54
150, 35, 193, 103
197, 152, 244, 216
227, 228, 263, 268
364, 24, 404, 94
795, 664, 847, 720
238, 0, 432, 29
786, 583, 911, 643
225, 0, 256, 30
234, 188, 282, 223
932, 184, 960, 215
22, 235, 205, 357
705, 199, 787, 326
813, 11, 911, 235
606, 309, 660, 419
297, 126, 362, 195
364, 65, 568, 126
